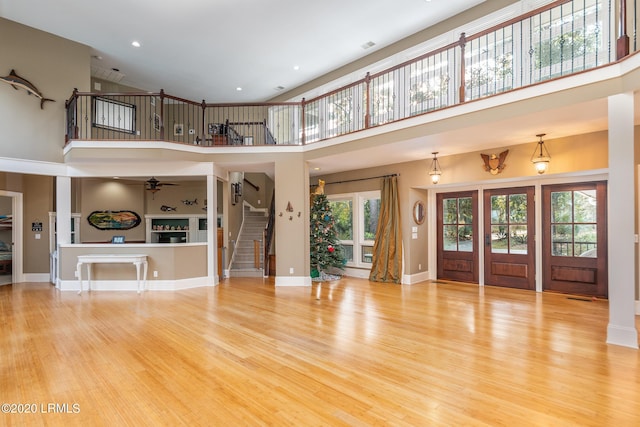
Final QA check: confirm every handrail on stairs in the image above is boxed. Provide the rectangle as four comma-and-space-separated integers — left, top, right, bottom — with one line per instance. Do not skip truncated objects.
263, 190, 275, 276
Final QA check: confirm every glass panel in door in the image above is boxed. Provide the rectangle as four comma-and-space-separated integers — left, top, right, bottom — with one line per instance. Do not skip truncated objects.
484, 187, 535, 290
437, 191, 478, 283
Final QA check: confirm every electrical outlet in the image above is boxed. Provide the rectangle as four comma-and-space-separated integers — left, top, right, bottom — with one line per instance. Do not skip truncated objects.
289, 267, 294, 274
419, 264, 422, 271
153, 271, 158, 278
74, 270, 78, 278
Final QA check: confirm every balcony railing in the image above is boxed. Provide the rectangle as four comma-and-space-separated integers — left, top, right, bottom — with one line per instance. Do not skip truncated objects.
65, 0, 632, 147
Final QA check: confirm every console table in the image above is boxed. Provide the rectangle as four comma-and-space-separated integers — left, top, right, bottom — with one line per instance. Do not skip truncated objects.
76, 254, 148, 294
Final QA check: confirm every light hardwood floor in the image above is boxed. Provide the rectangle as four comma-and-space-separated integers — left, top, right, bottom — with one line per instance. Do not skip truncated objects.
1, 278, 639, 426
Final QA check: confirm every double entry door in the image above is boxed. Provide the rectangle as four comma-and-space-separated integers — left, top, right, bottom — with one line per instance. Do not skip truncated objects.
436, 182, 607, 296
436, 188, 534, 289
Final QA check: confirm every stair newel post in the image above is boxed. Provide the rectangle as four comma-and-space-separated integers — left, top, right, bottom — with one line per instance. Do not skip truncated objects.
65, 88, 79, 142
617, 0, 630, 59
254, 240, 260, 269
159, 89, 165, 141
458, 33, 467, 104
300, 98, 306, 145
364, 72, 371, 129
201, 100, 207, 145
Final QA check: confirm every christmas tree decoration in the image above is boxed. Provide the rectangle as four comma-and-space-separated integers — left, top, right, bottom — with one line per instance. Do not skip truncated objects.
310, 193, 345, 281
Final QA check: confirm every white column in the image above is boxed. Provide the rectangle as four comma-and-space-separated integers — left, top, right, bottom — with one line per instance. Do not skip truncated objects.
207, 173, 217, 285
607, 93, 638, 348
55, 176, 72, 245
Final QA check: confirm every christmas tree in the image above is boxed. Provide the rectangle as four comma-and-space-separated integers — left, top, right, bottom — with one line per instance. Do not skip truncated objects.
310, 193, 345, 279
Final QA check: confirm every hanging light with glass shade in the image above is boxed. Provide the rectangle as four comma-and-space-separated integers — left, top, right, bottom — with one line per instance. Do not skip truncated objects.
531, 133, 551, 174
429, 151, 442, 184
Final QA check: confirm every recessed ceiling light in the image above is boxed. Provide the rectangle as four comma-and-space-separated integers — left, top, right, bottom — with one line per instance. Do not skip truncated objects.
274, 86, 285, 91
361, 41, 376, 50
293, 65, 300, 71
313, 167, 321, 171
236, 87, 243, 91
131, 41, 141, 47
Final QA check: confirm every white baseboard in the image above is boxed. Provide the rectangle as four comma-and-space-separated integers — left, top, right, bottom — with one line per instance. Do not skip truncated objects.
23, 273, 51, 283
606, 324, 639, 349
275, 276, 312, 287
58, 276, 215, 292
342, 267, 370, 279
402, 270, 431, 285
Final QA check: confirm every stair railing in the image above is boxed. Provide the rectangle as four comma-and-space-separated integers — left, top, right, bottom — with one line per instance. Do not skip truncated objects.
263, 190, 275, 277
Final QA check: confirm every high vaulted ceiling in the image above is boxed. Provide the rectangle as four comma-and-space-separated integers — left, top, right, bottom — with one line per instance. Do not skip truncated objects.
3, 0, 639, 181
0, 0, 484, 102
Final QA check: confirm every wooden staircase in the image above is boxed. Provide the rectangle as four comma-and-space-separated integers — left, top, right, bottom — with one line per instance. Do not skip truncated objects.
229, 204, 268, 277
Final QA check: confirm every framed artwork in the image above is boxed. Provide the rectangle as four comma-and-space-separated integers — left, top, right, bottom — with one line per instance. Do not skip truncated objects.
153, 113, 161, 131
87, 210, 141, 230
174, 123, 184, 136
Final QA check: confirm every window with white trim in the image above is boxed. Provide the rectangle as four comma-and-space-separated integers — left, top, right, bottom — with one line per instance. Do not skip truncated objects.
328, 190, 381, 268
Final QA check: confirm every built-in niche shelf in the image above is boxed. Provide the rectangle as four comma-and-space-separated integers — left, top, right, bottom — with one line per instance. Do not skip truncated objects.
145, 214, 207, 243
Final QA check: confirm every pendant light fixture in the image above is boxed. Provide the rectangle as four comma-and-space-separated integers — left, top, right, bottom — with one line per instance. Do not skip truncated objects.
531, 133, 551, 174
429, 152, 442, 184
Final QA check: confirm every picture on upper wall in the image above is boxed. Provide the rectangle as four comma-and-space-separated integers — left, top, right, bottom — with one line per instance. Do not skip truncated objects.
87, 210, 141, 230
174, 123, 184, 136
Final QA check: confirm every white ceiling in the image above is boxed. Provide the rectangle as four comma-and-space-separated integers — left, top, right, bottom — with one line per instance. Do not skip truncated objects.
2, 0, 638, 180
0, 0, 484, 102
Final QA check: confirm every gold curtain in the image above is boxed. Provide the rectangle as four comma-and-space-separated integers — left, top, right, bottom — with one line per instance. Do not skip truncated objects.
369, 176, 403, 283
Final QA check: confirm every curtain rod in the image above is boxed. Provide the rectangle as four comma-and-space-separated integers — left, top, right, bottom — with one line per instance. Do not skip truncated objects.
311, 173, 398, 187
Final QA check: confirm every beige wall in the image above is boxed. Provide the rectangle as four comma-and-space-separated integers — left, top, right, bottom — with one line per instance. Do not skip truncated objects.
144, 179, 207, 215
79, 178, 146, 243
0, 173, 54, 274
274, 153, 309, 278
243, 172, 273, 209
318, 131, 610, 277
58, 244, 207, 281
0, 17, 90, 162
23, 175, 55, 273
77, 177, 217, 243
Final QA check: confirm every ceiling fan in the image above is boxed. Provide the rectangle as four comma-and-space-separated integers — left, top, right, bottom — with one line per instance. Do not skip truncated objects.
146, 177, 178, 198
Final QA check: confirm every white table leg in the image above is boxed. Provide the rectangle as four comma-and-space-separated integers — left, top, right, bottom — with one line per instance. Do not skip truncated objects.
76, 262, 83, 294
142, 261, 148, 293
87, 263, 92, 292
135, 261, 141, 294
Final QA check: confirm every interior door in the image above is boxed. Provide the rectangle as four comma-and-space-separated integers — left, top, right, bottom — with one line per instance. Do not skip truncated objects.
542, 182, 607, 297
0, 195, 12, 286
484, 187, 535, 290
437, 191, 479, 283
